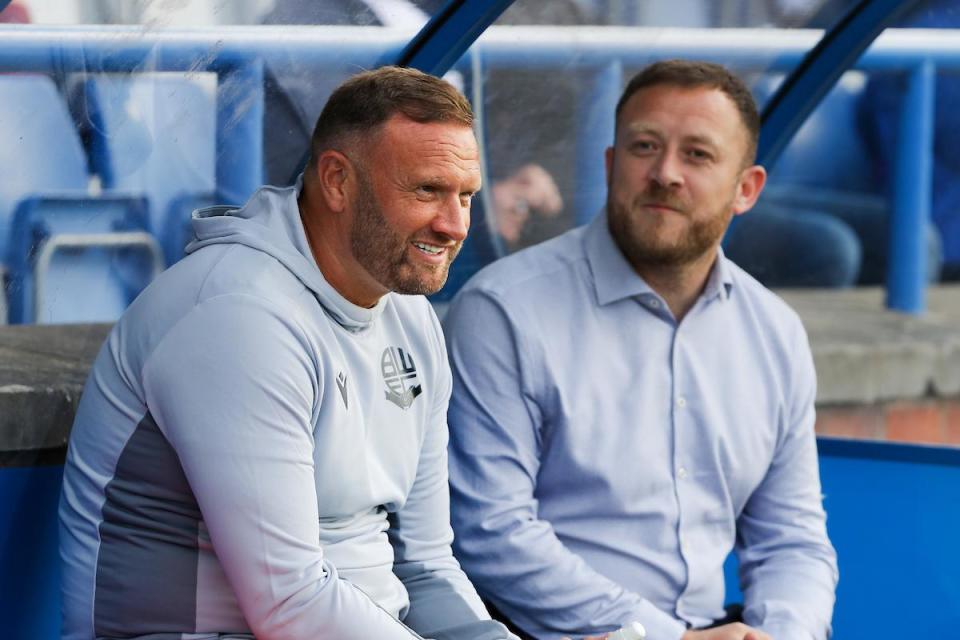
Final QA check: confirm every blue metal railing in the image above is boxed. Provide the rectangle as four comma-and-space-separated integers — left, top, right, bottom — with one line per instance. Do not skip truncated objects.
0, 25, 957, 310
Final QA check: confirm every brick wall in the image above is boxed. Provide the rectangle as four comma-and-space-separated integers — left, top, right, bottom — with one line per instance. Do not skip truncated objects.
816, 399, 960, 446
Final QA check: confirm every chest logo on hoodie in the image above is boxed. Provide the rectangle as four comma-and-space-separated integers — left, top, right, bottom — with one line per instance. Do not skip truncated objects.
381, 347, 422, 410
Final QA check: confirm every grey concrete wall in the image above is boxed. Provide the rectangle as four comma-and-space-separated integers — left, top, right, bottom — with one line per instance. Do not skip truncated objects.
0, 324, 110, 453
3, 285, 960, 454
781, 286, 960, 406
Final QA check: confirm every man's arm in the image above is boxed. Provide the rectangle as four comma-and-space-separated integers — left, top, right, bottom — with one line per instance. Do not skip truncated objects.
444, 287, 688, 640
736, 321, 839, 640
388, 307, 516, 640
143, 295, 425, 639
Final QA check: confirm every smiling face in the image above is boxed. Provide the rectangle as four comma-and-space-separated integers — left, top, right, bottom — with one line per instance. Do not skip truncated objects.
605, 83, 765, 271
346, 114, 481, 302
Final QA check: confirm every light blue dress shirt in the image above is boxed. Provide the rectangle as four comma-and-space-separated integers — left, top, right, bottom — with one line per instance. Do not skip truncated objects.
444, 211, 838, 640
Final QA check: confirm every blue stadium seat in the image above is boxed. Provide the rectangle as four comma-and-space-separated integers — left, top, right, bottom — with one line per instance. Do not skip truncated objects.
0, 75, 162, 324
0, 76, 89, 261
765, 71, 878, 193
6, 195, 159, 324
77, 74, 218, 265
732, 72, 903, 287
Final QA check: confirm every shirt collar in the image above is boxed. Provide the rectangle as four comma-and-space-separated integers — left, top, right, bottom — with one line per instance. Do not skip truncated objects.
704, 246, 734, 302
585, 209, 734, 306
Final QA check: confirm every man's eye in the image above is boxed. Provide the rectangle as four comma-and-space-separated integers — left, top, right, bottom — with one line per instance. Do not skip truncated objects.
416, 185, 436, 195
688, 148, 712, 161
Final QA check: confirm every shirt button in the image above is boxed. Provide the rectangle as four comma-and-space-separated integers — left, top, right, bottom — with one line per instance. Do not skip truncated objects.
676, 396, 687, 408
647, 298, 660, 308
677, 467, 688, 479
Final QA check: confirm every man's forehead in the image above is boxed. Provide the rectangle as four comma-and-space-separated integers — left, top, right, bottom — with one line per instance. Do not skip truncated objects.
381, 112, 474, 139
367, 115, 480, 184
618, 85, 747, 144
622, 120, 720, 144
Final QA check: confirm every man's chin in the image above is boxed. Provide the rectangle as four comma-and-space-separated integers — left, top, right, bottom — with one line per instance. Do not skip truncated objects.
622, 240, 707, 268
391, 268, 451, 297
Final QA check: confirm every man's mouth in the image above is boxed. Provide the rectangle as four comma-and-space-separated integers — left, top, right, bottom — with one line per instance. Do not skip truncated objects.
413, 241, 445, 256
639, 200, 685, 213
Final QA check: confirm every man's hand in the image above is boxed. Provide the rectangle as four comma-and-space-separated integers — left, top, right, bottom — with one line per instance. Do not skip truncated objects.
491, 163, 563, 244
682, 623, 772, 640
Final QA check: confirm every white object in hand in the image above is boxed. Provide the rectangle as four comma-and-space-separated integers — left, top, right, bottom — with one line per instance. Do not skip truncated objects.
607, 621, 646, 640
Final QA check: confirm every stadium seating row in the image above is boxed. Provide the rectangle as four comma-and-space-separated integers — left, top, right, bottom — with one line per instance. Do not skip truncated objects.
0, 73, 218, 324
0, 70, 879, 324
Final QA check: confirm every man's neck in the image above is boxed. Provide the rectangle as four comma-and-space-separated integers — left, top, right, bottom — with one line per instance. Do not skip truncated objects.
298, 186, 384, 309
633, 249, 718, 322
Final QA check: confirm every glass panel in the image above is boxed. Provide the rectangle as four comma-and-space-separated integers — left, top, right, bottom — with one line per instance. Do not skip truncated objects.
854, 0, 960, 282
439, 0, 859, 301
726, 0, 960, 291
0, 0, 444, 325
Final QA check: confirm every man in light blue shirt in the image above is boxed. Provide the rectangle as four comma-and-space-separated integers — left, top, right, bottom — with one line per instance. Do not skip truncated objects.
444, 60, 838, 640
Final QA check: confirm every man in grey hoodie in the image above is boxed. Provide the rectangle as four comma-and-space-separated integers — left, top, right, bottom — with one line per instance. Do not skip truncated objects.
59, 66, 510, 640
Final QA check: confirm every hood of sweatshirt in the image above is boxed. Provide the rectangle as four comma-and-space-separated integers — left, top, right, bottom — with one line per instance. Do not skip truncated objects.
186, 180, 387, 332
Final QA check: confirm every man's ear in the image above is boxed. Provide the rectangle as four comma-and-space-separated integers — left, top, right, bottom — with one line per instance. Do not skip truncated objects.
604, 146, 614, 184
732, 164, 767, 216
313, 149, 352, 213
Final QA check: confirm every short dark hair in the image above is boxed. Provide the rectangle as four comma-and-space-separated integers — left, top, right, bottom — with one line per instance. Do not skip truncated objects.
308, 66, 474, 165
615, 59, 760, 163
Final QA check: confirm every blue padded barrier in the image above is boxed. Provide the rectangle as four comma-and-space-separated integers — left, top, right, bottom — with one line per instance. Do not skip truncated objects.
3, 437, 959, 636
77, 74, 218, 265
0, 463, 63, 640
725, 438, 960, 636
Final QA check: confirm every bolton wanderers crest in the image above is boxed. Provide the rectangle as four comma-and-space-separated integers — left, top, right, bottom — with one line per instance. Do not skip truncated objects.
381, 346, 422, 410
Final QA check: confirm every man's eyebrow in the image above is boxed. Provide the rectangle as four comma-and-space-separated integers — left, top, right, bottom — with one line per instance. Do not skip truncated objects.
622, 123, 661, 136
683, 133, 720, 148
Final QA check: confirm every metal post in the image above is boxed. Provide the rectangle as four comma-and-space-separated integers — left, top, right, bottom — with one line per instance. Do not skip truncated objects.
216, 58, 264, 206
886, 61, 935, 314
575, 59, 622, 226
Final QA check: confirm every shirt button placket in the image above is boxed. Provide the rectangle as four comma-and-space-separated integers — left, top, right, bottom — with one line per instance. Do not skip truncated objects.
672, 328, 695, 615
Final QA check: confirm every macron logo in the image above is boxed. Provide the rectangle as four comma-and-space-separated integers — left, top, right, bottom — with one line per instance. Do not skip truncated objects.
336, 371, 348, 410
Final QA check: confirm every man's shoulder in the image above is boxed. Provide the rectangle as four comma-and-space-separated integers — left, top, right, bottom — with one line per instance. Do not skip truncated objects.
458, 226, 590, 303
726, 257, 807, 337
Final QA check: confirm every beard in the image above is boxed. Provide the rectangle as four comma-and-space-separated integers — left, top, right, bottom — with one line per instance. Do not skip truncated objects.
607, 180, 733, 270
349, 168, 461, 297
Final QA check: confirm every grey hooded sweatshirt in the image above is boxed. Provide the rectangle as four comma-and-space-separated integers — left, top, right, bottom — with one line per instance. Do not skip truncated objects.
59, 182, 512, 640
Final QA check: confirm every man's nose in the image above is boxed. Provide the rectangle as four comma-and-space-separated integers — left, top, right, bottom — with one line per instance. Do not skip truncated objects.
432, 196, 470, 243
648, 149, 684, 188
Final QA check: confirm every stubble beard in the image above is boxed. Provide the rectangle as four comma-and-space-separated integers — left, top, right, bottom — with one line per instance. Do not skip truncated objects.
349, 168, 460, 296
607, 181, 733, 271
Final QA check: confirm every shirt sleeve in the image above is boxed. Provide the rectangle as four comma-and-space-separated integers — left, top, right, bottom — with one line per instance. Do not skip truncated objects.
444, 287, 687, 640
142, 294, 426, 640
737, 319, 839, 640
389, 306, 517, 640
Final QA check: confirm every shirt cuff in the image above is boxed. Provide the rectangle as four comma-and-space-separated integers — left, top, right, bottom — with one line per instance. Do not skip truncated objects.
759, 621, 819, 640
630, 601, 688, 640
